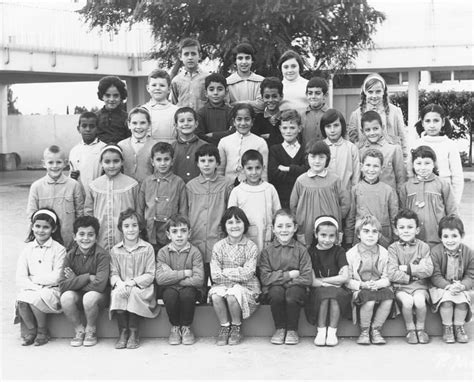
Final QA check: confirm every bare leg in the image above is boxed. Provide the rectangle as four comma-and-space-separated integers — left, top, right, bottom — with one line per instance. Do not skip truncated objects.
328, 299, 341, 328
372, 300, 392, 328
60, 291, 83, 331
211, 295, 230, 325
359, 301, 375, 328
83, 291, 106, 331
226, 295, 242, 325
396, 292, 415, 331
413, 291, 427, 330
317, 299, 329, 327
439, 301, 454, 325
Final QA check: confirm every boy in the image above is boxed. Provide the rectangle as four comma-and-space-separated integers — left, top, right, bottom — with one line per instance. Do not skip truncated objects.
344, 149, 398, 248
228, 149, 281, 252
69, 112, 106, 194
142, 69, 178, 143
301, 77, 329, 148
59, 216, 110, 347
155, 214, 204, 345
358, 110, 406, 192
137, 142, 188, 252
27, 145, 84, 247
171, 107, 207, 183
186, 144, 234, 287
170, 38, 208, 111
387, 209, 433, 344
197, 73, 233, 146
252, 77, 284, 147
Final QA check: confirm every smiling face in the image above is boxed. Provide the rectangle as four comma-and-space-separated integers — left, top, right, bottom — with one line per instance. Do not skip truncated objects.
166, 223, 190, 250
121, 215, 140, 243
279, 120, 301, 144
324, 118, 343, 143
197, 154, 218, 178
146, 77, 170, 103
32, 219, 55, 245
78, 118, 98, 144
262, 87, 282, 113
235, 53, 253, 76
412, 156, 435, 179
422, 111, 444, 137
362, 120, 383, 143
43, 151, 66, 181
306, 87, 326, 109
101, 150, 123, 178
273, 214, 297, 245
358, 223, 380, 247
74, 226, 97, 253
315, 224, 338, 250
243, 159, 263, 186
151, 151, 173, 176
225, 215, 245, 241
361, 155, 382, 183
364, 81, 384, 108
233, 108, 253, 135
307, 153, 327, 174
175, 112, 198, 139
395, 218, 419, 243
129, 112, 149, 141
180, 45, 200, 72
206, 81, 226, 107
102, 85, 122, 110
281, 58, 300, 82
441, 228, 462, 252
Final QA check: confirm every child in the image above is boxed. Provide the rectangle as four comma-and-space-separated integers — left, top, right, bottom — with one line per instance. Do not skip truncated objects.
84, 145, 139, 252
358, 110, 406, 192
252, 77, 284, 147
399, 146, 458, 247
197, 73, 233, 146
268, 109, 308, 208
429, 215, 474, 343
137, 142, 187, 252
170, 38, 208, 111
305, 216, 351, 347
228, 149, 281, 252
290, 140, 350, 246
301, 77, 329, 148
259, 210, 312, 345
59, 216, 110, 347
344, 149, 398, 248
27, 145, 84, 248
321, 108, 360, 192
15, 209, 65, 346
348, 73, 408, 159
186, 144, 234, 286
155, 214, 204, 345
171, 107, 207, 183
142, 69, 178, 143
96, 76, 130, 144
278, 50, 308, 112
217, 103, 268, 184
345, 215, 394, 345
69, 112, 106, 194
118, 107, 155, 183
387, 209, 433, 344
209, 207, 261, 346
412, 104, 464, 206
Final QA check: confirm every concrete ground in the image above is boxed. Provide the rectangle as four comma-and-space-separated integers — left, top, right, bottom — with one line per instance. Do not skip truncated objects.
1, 170, 473, 380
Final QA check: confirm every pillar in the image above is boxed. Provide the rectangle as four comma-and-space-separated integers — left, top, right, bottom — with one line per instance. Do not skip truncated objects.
0, 84, 8, 153
328, 74, 334, 108
407, 70, 419, 147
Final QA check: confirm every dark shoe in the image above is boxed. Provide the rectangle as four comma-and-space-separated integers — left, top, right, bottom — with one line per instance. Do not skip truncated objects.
126, 329, 140, 349
228, 324, 242, 345
370, 327, 386, 345
442, 325, 455, 344
416, 329, 430, 344
181, 326, 195, 345
34, 328, 49, 346
406, 330, 418, 344
83, 330, 97, 347
284, 330, 299, 345
454, 325, 469, 343
356, 327, 370, 345
216, 325, 231, 346
168, 325, 181, 345
115, 329, 129, 349
270, 328, 286, 345
70, 331, 85, 347
21, 333, 36, 346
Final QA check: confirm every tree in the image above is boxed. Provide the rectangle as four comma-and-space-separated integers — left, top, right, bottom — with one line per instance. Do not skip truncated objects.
7, 86, 21, 115
79, 0, 385, 77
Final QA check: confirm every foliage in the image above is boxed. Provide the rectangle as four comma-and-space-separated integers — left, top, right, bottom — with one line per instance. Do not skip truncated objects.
79, 0, 385, 77
7, 86, 21, 115
74, 106, 99, 114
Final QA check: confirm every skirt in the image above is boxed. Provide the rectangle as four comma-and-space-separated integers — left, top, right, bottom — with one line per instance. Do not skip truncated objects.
353, 287, 394, 306
429, 287, 474, 322
305, 286, 352, 325
208, 284, 259, 319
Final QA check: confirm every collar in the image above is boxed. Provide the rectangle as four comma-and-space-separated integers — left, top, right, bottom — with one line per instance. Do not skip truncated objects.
153, 171, 173, 181
236, 131, 251, 139
398, 239, 417, 247
34, 237, 53, 248
46, 174, 67, 184
358, 242, 379, 255
184, 66, 203, 77
177, 134, 199, 144
306, 104, 328, 113
364, 136, 385, 147
226, 71, 263, 85
445, 247, 461, 258
198, 173, 218, 183
74, 244, 97, 257
413, 173, 436, 183
205, 100, 227, 109
167, 242, 191, 253
132, 137, 147, 144
148, 99, 170, 108
101, 105, 124, 114
82, 138, 100, 146
282, 141, 300, 149
325, 137, 344, 146
274, 238, 296, 248
307, 169, 328, 178
263, 109, 281, 120
362, 176, 379, 185
117, 238, 147, 250
226, 236, 248, 246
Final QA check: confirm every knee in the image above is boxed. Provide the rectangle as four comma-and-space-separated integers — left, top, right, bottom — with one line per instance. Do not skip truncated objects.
211, 294, 224, 305
398, 295, 413, 309
82, 292, 102, 311
180, 287, 197, 301
440, 301, 453, 310
268, 287, 285, 303
163, 288, 178, 301
413, 295, 426, 309
60, 291, 79, 308
226, 295, 238, 307
329, 299, 339, 308
363, 301, 376, 310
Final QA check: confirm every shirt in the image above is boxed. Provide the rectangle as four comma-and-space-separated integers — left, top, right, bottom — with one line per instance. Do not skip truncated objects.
171, 67, 208, 110
69, 138, 106, 193
171, 135, 207, 183
196, 101, 233, 145
226, 71, 264, 111
96, 105, 130, 144
142, 100, 178, 143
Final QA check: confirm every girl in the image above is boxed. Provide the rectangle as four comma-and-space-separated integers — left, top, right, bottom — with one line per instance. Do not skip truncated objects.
399, 146, 458, 248
259, 210, 312, 345
306, 216, 351, 347
209, 207, 261, 346
278, 50, 309, 112
345, 215, 394, 345
15, 208, 66, 346
412, 104, 464, 206
347, 73, 407, 160
321, 108, 360, 192
217, 103, 269, 184
84, 145, 139, 252
109, 209, 159, 349
429, 215, 474, 344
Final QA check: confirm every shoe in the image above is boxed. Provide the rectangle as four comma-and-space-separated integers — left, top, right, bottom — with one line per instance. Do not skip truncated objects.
126, 328, 140, 349
314, 327, 327, 346
416, 329, 430, 344
228, 324, 242, 345
34, 328, 49, 346
181, 326, 195, 345
168, 325, 181, 345
370, 327, 386, 345
285, 330, 299, 345
115, 329, 129, 349
83, 330, 97, 347
21, 333, 36, 346
442, 325, 455, 344
70, 331, 85, 347
270, 328, 286, 345
406, 330, 418, 344
356, 327, 370, 345
216, 325, 231, 346
326, 327, 338, 346
454, 325, 469, 343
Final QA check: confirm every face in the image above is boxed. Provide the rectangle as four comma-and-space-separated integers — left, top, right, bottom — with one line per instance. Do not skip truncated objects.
262, 88, 282, 112
129, 112, 149, 141
32, 219, 54, 245
197, 155, 218, 178
273, 215, 297, 245
235, 53, 253, 75
180, 46, 200, 71
225, 215, 245, 241
315, 224, 338, 250
74, 226, 97, 253
166, 224, 190, 250
78, 118, 98, 144
306, 87, 326, 109
324, 119, 343, 143
358, 223, 380, 247
101, 151, 123, 178
279, 120, 301, 144
43, 151, 66, 181
422, 112, 443, 137
175, 112, 198, 138
395, 218, 419, 243
361, 156, 382, 182
243, 159, 263, 186
281, 58, 300, 82
307, 153, 327, 174
121, 216, 140, 242
151, 151, 173, 175
412, 157, 435, 178
364, 81, 384, 107
441, 228, 462, 252
362, 120, 383, 143
233, 108, 253, 135
146, 77, 170, 102
102, 85, 122, 110
206, 81, 226, 106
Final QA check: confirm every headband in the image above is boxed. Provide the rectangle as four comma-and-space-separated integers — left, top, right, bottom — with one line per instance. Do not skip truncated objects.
314, 216, 339, 231
362, 73, 387, 92
33, 209, 57, 223
100, 145, 123, 157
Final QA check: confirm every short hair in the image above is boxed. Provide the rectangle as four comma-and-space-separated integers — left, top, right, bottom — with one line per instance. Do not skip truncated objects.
355, 215, 382, 236
415, 103, 453, 137
410, 145, 438, 175
230, 103, 255, 121
195, 143, 221, 165
174, 106, 197, 123
280, 109, 301, 125
438, 214, 465, 237
78, 112, 98, 124
117, 208, 146, 234
43, 145, 64, 159
151, 142, 174, 159
220, 206, 250, 235
232, 42, 255, 61
166, 213, 191, 231
178, 37, 201, 53
393, 208, 420, 228
272, 209, 297, 226
97, 76, 127, 101
306, 77, 328, 94
241, 149, 263, 167
320, 109, 347, 138
148, 69, 171, 86
305, 140, 331, 167
260, 77, 283, 96
278, 50, 305, 73
100, 144, 124, 162
73, 215, 100, 235
361, 148, 384, 166
128, 106, 151, 124
361, 110, 382, 127
205, 73, 227, 89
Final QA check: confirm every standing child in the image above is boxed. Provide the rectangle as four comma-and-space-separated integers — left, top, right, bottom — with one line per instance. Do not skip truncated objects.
399, 146, 458, 248
118, 107, 155, 183
278, 50, 309, 112
84, 145, 139, 252
301, 77, 329, 148
228, 149, 281, 252
387, 209, 433, 344
268, 109, 307, 208
429, 215, 474, 343
15, 209, 65, 346
290, 140, 350, 246
259, 210, 312, 345
345, 215, 394, 345
155, 214, 204, 345
110, 209, 159, 349
305, 216, 351, 347
209, 207, 261, 346
27, 145, 84, 248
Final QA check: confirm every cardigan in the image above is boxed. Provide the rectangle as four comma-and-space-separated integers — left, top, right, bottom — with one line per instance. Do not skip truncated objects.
141, 100, 178, 143
171, 135, 207, 183
96, 105, 130, 144
118, 137, 156, 183
430, 243, 474, 290
226, 71, 264, 112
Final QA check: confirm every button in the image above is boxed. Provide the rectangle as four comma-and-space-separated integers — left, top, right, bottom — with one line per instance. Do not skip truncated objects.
186, 156, 190, 159
186, 173, 190, 176
155, 197, 159, 201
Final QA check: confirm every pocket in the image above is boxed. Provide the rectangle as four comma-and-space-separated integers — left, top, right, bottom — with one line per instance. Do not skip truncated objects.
64, 197, 74, 214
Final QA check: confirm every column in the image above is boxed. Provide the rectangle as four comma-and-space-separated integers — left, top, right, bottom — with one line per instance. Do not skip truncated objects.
407, 70, 419, 147
0, 84, 8, 153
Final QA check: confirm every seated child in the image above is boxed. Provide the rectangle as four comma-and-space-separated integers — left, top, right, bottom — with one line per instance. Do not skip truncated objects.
59, 216, 110, 347
301, 77, 329, 148
15, 209, 65, 346
155, 214, 204, 345
259, 209, 312, 345
209, 207, 261, 346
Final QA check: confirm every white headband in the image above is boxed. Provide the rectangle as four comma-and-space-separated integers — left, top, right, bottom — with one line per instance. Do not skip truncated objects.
314, 216, 339, 231
100, 145, 123, 158
33, 209, 57, 223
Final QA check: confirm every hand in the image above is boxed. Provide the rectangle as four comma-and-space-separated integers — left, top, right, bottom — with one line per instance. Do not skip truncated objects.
205, 133, 213, 138
64, 267, 76, 279
450, 281, 464, 294
261, 134, 270, 139
70, 170, 80, 180
398, 265, 408, 273
367, 280, 378, 291
184, 270, 193, 277
288, 270, 300, 279
278, 165, 289, 172
89, 274, 96, 282
124, 279, 137, 287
